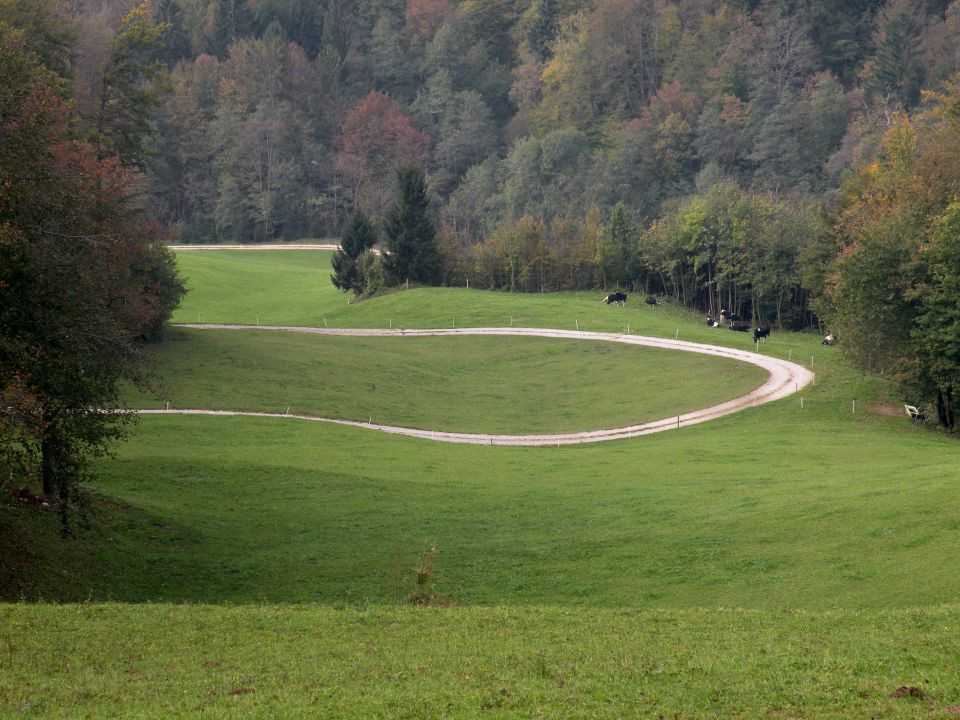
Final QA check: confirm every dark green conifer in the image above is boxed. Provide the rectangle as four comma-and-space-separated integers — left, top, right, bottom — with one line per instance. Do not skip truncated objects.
383, 166, 442, 286
331, 208, 378, 295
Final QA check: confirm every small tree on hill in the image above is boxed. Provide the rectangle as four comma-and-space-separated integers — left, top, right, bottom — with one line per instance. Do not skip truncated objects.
331, 208, 377, 295
383, 165, 442, 286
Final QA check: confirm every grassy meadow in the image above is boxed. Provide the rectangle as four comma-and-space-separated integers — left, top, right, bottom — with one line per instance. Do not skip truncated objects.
128, 329, 767, 433
3, 248, 960, 718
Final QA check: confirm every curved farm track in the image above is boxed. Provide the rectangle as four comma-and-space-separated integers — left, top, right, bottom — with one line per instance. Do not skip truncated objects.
140, 325, 816, 446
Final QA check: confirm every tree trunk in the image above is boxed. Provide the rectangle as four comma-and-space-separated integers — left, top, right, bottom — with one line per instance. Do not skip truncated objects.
938, 388, 955, 429
41, 435, 55, 496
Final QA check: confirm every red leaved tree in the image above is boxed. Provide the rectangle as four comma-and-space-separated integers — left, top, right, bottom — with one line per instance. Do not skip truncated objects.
334, 91, 431, 218
1, 25, 184, 516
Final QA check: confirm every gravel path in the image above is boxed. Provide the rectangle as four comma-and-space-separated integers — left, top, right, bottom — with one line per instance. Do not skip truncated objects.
170, 243, 339, 251
141, 325, 815, 446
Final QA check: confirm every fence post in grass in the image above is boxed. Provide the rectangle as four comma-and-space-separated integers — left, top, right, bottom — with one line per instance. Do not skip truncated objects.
165, 400, 170, 411
801, 397, 804, 409
677, 415, 680, 429
256, 314, 259, 326
323, 317, 327, 328
575, 318, 579, 330
510, 316, 513, 326
286, 406, 290, 416
389, 318, 392, 329
852, 399, 856, 414
452, 316, 455, 328
675, 328, 679, 339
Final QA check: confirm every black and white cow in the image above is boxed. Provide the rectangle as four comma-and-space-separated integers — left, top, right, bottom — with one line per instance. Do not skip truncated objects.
753, 325, 771, 342
706, 315, 720, 328
603, 292, 628, 306
729, 321, 750, 332
719, 308, 741, 323
822, 333, 837, 346
645, 296, 658, 306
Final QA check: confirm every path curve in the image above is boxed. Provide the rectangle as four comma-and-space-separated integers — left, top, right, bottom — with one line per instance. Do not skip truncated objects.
141, 324, 815, 446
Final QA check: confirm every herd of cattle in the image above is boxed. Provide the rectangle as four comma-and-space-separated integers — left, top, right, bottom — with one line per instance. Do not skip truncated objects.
602, 292, 836, 346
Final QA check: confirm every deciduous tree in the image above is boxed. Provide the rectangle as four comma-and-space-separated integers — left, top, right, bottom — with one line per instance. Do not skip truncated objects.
0, 23, 185, 510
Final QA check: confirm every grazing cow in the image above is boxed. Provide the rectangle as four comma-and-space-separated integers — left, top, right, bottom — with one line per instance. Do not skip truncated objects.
645, 295, 658, 306
753, 325, 771, 342
603, 292, 628, 306
822, 333, 837, 346
706, 315, 720, 328
720, 308, 741, 323
729, 321, 750, 332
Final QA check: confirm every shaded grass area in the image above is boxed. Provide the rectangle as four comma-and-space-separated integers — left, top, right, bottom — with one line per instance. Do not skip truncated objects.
128, 329, 767, 433
5, 392, 958, 608
2, 603, 958, 718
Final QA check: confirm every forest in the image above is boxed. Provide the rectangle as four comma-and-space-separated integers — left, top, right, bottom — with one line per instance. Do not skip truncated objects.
4, 0, 960, 426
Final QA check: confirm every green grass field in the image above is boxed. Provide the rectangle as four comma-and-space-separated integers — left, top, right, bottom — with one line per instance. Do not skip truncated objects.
127, 329, 766, 433
3, 249, 959, 718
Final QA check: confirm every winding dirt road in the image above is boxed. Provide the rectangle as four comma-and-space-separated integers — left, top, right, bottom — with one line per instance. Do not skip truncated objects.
139, 325, 815, 446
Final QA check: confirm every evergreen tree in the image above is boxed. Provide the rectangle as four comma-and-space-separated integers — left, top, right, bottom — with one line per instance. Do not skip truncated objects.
383, 165, 442, 285
526, 0, 557, 62
864, 0, 926, 109
154, 0, 190, 68
331, 208, 378, 295
604, 201, 634, 287
205, 0, 251, 59
94, 1, 168, 169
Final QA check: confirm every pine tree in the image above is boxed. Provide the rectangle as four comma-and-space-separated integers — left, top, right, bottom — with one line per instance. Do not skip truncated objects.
331, 208, 378, 295
383, 165, 442, 286
864, 0, 926, 109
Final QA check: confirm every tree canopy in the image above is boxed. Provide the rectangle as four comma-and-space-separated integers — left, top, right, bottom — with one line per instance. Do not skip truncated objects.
0, 11, 185, 512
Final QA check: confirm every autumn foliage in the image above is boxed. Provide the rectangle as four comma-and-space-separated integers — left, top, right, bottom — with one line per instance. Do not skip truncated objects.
0, 22, 184, 511
335, 91, 431, 198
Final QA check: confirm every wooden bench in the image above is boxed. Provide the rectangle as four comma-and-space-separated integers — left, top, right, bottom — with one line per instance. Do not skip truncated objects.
904, 404, 924, 421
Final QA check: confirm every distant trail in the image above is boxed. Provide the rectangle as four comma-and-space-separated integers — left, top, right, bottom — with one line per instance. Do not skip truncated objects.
170, 243, 339, 251
141, 325, 815, 446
